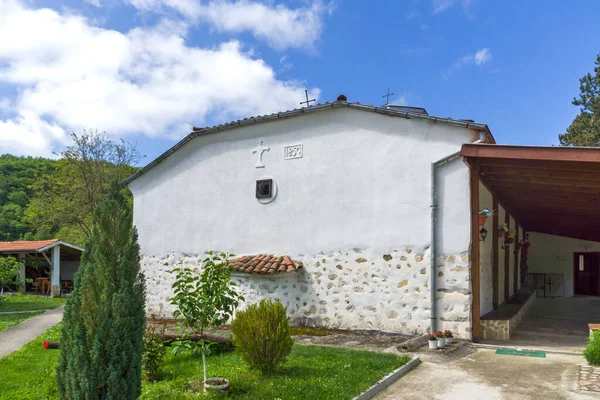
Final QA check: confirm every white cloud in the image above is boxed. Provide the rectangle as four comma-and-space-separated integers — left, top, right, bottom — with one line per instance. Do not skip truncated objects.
0, 0, 319, 157
443, 47, 492, 79
123, 0, 333, 51
85, 0, 102, 7
432, 0, 473, 14
474, 48, 492, 65
392, 96, 408, 106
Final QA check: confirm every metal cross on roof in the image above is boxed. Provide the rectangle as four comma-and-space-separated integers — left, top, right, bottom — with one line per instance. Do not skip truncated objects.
382, 88, 395, 105
300, 89, 316, 107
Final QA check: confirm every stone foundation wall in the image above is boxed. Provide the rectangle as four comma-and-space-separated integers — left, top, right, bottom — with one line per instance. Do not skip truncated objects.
480, 291, 537, 340
142, 247, 473, 338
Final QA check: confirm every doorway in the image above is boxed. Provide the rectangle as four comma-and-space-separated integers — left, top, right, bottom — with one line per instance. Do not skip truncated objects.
573, 252, 600, 296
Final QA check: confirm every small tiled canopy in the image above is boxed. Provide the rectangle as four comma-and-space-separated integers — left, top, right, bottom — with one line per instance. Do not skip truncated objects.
230, 255, 303, 274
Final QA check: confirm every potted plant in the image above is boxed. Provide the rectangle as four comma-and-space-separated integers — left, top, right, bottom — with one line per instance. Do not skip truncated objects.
478, 208, 494, 227
506, 230, 517, 244
436, 331, 446, 348
498, 223, 509, 238
428, 334, 438, 350
444, 330, 453, 344
170, 251, 244, 393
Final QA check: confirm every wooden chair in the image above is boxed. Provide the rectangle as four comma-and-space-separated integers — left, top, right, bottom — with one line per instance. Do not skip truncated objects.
32, 279, 41, 294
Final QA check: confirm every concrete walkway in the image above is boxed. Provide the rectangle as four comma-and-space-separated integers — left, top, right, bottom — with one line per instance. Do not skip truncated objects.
0, 306, 64, 359
376, 348, 596, 400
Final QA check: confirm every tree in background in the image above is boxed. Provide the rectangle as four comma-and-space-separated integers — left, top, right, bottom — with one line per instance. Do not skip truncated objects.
0, 257, 25, 297
26, 130, 142, 245
56, 182, 146, 399
559, 53, 600, 146
0, 155, 56, 241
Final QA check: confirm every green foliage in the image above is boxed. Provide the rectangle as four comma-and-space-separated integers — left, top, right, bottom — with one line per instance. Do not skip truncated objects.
143, 315, 168, 382
0, 257, 25, 296
0, 131, 142, 246
231, 299, 293, 375
559, 53, 600, 146
56, 182, 146, 400
0, 293, 66, 312
0, 326, 409, 400
585, 330, 600, 366
0, 311, 43, 334
169, 252, 243, 384
0, 154, 56, 241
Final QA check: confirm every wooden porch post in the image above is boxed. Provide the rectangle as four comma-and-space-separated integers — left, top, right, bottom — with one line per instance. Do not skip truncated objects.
504, 213, 510, 302
492, 196, 499, 308
470, 165, 481, 342
514, 224, 520, 294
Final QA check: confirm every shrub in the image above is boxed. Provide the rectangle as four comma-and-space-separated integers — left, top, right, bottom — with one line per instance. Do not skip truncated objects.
56, 182, 146, 400
143, 315, 167, 382
585, 330, 600, 366
231, 299, 293, 375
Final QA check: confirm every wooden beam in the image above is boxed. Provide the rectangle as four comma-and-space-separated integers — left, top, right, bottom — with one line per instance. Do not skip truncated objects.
462, 143, 600, 163
514, 224, 520, 294
471, 165, 481, 342
481, 174, 600, 189
504, 212, 510, 302
492, 195, 499, 309
470, 157, 600, 173
481, 166, 600, 182
490, 182, 600, 195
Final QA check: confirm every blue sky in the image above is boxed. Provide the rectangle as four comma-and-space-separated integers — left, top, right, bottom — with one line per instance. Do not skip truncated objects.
0, 0, 598, 162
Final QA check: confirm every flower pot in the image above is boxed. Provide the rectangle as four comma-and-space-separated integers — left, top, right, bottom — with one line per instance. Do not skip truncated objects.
428, 340, 438, 350
446, 337, 453, 344
478, 215, 487, 226
437, 338, 445, 348
498, 230, 505, 238
204, 378, 230, 394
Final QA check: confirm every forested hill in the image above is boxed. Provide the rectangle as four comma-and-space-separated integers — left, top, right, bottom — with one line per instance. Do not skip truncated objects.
0, 155, 58, 242
0, 131, 142, 246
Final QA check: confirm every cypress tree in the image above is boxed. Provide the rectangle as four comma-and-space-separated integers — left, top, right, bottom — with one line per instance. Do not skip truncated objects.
56, 182, 146, 400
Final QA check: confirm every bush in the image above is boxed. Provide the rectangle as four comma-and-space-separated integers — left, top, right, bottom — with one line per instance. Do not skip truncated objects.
56, 182, 146, 400
231, 299, 293, 375
142, 315, 167, 382
585, 330, 600, 366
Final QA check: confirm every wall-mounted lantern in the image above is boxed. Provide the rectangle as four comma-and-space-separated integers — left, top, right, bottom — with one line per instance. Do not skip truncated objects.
479, 227, 488, 242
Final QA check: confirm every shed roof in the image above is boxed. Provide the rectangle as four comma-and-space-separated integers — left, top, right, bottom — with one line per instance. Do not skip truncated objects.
0, 239, 83, 254
230, 254, 303, 274
123, 100, 494, 186
462, 144, 600, 241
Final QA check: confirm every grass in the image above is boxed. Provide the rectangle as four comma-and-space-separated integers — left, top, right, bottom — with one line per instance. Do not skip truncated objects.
0, 294, 66, 312
0, 311, 43, 333
0, 324, 62, 400
0, 324, 410, 400
142, 345, 409, 400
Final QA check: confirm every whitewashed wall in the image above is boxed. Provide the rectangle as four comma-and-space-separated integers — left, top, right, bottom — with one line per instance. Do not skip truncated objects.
130, 108, 481, 337
479, 182, 494, 316
528, 232, 600, 297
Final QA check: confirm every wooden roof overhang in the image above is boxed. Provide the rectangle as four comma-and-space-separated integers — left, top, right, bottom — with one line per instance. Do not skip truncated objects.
462, 144, 600, 242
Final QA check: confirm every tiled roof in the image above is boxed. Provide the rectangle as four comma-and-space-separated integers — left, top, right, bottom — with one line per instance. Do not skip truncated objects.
230, 254, 303, 274
0, 239, 60, 252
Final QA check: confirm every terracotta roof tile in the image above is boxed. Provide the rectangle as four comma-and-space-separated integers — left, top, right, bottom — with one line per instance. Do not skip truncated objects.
0, 239, 60, 252
230, 254, 303, 275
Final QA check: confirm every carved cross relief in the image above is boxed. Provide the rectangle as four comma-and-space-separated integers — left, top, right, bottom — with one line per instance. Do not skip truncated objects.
251, 139, 270, 168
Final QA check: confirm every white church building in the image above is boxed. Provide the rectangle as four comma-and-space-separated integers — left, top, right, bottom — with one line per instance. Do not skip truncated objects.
125, 95, 600, 341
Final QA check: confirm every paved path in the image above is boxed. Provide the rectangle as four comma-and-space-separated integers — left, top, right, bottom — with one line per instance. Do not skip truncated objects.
376, 348, 596, 400
0, 306, 63, 359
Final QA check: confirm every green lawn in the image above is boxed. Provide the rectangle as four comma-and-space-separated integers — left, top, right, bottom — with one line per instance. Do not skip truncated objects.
0, 324, 410, 400
0, 311, 43, 333
0, 294, 66, 312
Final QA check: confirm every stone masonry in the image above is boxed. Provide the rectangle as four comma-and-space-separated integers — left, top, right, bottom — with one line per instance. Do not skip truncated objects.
142, 247, 473, 338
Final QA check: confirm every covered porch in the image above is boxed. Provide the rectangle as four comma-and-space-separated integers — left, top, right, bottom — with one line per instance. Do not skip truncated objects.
463, 144, 600, 345
0, 239, 83, 297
